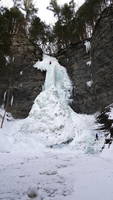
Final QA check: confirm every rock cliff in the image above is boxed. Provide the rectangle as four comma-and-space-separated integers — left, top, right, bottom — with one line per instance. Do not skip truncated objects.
57, 5, 113, 114
91, 5, 113, 111
0, 33, 45, 118
57, 40, 96, 114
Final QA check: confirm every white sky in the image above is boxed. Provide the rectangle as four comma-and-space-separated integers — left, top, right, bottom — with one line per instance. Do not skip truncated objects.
0, 0, 85, 24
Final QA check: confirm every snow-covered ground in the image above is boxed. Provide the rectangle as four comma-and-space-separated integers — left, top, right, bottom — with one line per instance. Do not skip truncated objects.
0, 125, 113, 200
0, 55, 113, 200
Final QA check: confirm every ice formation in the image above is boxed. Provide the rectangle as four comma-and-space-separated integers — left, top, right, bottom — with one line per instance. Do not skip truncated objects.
10, 95, 14, 107
20, 71, 23, 75
18, 54, 101, 153
86, 80, 93, 87
3, 91, 7, 101
33, 55, 72, 104
84, 40, 91, 53
86, 60, 91, 66
5, 56, 10, 64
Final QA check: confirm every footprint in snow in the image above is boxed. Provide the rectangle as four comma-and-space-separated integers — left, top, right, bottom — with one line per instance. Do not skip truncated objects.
40, 171, 57, 176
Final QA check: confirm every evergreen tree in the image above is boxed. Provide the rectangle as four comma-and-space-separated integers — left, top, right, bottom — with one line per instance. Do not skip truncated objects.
48, 0, 76, 51
29, 16, 46, 46
0, 8, 11, 55
75, 0, 112, 40
0, 7, 25, 56
47, 0, 61, 20
7, 7, 25, 35
23, 0, 37, 21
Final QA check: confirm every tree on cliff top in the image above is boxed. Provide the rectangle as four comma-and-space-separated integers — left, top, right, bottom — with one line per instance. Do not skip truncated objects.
48, 0, 77, 50
47, 0, 61, 20
23, 0, 37, 21
12, 0, 38, 21
29, 16, 47, 46
0, 7, 25, 56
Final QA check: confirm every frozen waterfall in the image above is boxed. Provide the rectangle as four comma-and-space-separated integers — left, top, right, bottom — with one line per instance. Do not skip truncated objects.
33, 55, 72, 104
20, 55, 101, 153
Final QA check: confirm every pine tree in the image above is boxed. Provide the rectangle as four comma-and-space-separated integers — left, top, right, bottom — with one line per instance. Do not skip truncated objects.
47, 0, 61, 20
7, 7, 25, 35
75, 0, 112, 40
23, 0, 37, 21
48, 0, 76, 51
29, 16, 46, 46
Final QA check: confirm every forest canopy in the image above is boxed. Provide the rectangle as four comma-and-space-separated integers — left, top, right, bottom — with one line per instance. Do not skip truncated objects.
0, 0, 112, 54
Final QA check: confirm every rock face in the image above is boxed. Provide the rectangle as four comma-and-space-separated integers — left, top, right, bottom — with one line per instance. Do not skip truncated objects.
91, 5, 113, 111
0, 33, 45, 118
57, 5, 113, 114
57, 41, 96, 114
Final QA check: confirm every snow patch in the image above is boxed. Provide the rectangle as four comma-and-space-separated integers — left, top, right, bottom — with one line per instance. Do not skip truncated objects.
86, 60, 91, 66
20, 71, 23, 75
108, 107, 113, 119
86, 80, 93, 87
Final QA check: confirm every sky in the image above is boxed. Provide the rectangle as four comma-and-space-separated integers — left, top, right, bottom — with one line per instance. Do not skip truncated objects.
0, 0, 85, 24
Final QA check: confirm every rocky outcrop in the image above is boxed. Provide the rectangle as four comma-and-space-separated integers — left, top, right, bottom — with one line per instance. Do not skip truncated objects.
0, 33, 45, 118
57, 41, 96, 114
91, 5, 113, 111
57, 5, 113, 114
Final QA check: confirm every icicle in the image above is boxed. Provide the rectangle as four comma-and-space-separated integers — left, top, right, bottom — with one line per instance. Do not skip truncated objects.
12, 57, 15, 62
84, 41, 91, 53
10, 96, 14, 107
5, 56, 10, 64
20, 71, 23, 75
3, 91, 7, 102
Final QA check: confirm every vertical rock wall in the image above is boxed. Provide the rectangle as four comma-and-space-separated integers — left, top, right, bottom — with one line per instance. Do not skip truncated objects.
0, 34, 45, 118
57, 41, 96, 114
58, 6, 113, 114
91, 5, 113, 111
